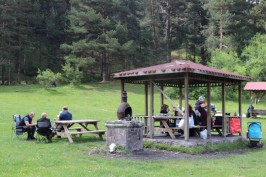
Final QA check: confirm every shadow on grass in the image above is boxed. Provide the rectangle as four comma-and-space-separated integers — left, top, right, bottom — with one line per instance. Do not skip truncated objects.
51, 135, 106, 144
45, 88, 64, 95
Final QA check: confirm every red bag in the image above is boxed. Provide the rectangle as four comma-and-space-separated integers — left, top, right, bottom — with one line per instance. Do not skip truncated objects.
230, 118, 241, 135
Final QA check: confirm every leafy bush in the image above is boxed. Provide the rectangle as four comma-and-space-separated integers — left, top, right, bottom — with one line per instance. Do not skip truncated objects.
61, 62, 83, 84
36, 69, 62, 88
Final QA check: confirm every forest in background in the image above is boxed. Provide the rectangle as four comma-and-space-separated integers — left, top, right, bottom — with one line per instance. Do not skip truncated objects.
0, 0, 265, 85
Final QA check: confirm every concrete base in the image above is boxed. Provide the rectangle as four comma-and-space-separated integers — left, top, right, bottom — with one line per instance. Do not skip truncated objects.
105, 120, 144, 151
144, 134, 245, 147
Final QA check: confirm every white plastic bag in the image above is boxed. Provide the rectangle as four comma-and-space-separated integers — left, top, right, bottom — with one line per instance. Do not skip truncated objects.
189, 115, 194, 128
109, 143, 116, 153
178, 119, 184, 128
200, 129, 208, 139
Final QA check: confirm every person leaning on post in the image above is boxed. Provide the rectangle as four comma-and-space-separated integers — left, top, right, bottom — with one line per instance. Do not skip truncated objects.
18, 112, 36, 140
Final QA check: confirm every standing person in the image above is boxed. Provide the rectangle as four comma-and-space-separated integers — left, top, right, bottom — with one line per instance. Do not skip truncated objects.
18, 112, 36, 140
36, 112, 53, 143
59, 106, 72, 120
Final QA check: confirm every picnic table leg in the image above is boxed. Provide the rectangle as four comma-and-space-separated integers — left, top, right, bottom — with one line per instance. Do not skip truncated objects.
90, 123, 104, 140
93, 123, 104, 140
161, 120, 176, 139
99, 133, 103, 140
79, 123, 90, 131
62, 125, 74, 143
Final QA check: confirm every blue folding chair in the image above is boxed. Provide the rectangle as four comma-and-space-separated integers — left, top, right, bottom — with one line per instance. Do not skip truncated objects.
12, 114, 26, 140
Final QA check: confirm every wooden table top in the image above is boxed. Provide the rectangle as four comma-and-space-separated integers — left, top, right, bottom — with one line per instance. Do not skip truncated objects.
55, 119, 99, 124
153, 116, 183, 120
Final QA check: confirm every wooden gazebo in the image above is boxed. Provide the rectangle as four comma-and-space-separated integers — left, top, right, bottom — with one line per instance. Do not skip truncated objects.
244, 82, 266, 117
113, 60, 251, 140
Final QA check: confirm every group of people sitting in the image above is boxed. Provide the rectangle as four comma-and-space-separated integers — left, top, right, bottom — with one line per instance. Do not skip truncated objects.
17, 106, 72, 142
160, 100, 208, 137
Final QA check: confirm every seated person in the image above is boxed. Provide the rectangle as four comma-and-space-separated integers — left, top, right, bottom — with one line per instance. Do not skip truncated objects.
57, 106, 72, 132
18, 112, 36, 140
160, 104, 169, 114
178, 104, 195, 137
195, 100, 202, 110
159, 104, 172, 129
212, 112, 223, 136
198, 102, 207, 126
246, 105, 254, 118
36, 112, 53, 143
59, 106, 72, 120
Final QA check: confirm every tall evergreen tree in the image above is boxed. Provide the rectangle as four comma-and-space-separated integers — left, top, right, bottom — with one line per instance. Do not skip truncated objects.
61, 0, 140, 82
203, 0, 258, 55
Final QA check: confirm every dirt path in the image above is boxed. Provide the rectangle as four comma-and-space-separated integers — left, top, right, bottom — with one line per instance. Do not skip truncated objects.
98, 148, 247, 161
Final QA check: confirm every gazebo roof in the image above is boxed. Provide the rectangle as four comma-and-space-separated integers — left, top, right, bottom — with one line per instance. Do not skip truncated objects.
113, 60, 250, 87
244, 82, 266, 91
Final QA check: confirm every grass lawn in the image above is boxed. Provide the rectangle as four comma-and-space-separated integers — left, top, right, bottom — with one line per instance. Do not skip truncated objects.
1, 82, 266, 177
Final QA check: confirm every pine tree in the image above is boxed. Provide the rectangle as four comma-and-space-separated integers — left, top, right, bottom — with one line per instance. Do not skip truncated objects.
61, 0, 144, 82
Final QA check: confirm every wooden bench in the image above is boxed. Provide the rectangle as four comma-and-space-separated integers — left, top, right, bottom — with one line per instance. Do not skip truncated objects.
163, 126, 207, 136
68, 127, 84, 137
69, 127, 83, 131
69, 130, 106, 140
252, 109, 266, 117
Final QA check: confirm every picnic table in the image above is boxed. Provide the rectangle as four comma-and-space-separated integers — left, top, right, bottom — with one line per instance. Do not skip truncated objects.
153, 115, 186, 139
54, 119, 105, 143
153, 115, 218, 139
251, 109, 266, 117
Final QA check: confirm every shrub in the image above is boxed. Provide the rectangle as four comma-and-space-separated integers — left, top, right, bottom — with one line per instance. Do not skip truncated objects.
61, 62, 83, 84
36, 69, 62, 88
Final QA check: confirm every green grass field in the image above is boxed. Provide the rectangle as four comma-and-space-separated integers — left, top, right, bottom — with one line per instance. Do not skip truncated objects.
1, 82, 266, 177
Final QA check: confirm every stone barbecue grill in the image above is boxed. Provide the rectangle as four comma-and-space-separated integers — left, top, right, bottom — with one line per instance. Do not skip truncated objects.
105, 90, 143, 151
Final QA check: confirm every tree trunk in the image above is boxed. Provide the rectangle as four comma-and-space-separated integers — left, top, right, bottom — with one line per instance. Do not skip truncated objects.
219, 7, 224, 50
1, 64, 5, 85
150, 0, 158, 50
200, 46, 207, 65
8, 58, 11, 85
101, 49, 110, 82
166, 0, 171, 62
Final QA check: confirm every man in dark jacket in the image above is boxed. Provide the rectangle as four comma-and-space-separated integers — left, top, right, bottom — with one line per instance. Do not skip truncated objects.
59, 106, 72, 120
56, 106, 72, 134
18, 112, 36, 140
36, 112, 53, 143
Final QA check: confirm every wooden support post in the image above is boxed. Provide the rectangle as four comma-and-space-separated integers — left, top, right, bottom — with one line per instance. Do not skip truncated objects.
184, 73, 189, 141
149, 80, 154, 138
250, 91, 253, 117
179, 84, 182, 111
207, 81, 211, 138
238, 81, 242, 135
121, 79, 125, 103
160, 84, 164, 106
222, 81, 226, 137
145, 82, 148, 116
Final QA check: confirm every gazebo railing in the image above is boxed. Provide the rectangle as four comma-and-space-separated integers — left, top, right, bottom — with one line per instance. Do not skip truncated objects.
131, 115, 149, 135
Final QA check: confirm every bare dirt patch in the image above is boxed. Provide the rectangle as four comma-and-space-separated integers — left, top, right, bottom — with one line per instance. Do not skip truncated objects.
90, 148, 248, 161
